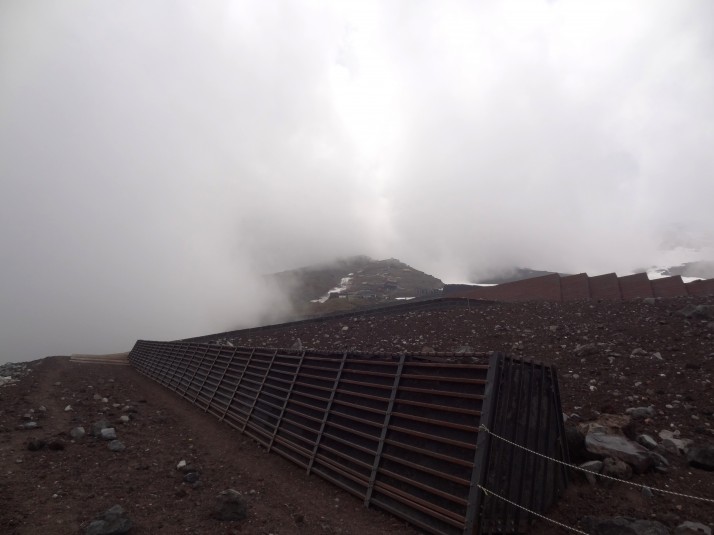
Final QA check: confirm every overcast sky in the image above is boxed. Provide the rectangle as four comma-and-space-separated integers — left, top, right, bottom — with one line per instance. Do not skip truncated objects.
1, 1, 713, 363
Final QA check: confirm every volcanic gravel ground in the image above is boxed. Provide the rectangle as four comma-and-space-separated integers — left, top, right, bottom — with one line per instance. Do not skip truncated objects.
0, 358, 418, 534
1, 296, 713, 534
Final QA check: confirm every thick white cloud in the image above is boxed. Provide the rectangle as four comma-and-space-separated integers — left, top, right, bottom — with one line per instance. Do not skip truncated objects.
1, 0, 713, 361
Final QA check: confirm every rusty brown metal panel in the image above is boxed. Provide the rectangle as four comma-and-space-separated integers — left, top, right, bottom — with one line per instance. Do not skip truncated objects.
651, 276, 687, 298
618, 273, 654, 300
560, 273, 590, 301
589, 273, 622, 300
685, 278, 714, 296
462, 274, 562, 303
491, 274, 562, 302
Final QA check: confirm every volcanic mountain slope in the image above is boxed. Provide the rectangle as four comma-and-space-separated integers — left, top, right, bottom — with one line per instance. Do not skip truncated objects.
269, 256, 443, 316
214, 296, 714, 533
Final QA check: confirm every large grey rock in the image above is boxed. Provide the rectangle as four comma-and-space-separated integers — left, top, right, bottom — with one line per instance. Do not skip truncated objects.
675, 521, 711, 535
687, 445, 714, 471
85, 505, 133, 535
585, 433, 654, 474
211, 489, 248, 521
581, 516, 670, 535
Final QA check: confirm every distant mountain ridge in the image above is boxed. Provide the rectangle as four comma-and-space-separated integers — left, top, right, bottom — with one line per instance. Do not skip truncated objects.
268, 256, 443, 316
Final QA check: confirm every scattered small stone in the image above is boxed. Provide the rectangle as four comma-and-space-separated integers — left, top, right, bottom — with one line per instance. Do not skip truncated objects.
70, 427, 86, 440
107, 440, 125, 452
19, 421, 39, 430
177, 460, 187, 470
626, 406, 655, 420
118, 415, 130, 424
27, 438, 46, 451
641, 486, 654, 499
602, 457, 633, 480
677, 304, 714, 320
92, 421, 110, 436
64, 405, 73, 412
212, 489, 248, 521
183, 472, 199, 484
85, 504, 133, 535
100, 428, 117, 441
574, 343, 598, 356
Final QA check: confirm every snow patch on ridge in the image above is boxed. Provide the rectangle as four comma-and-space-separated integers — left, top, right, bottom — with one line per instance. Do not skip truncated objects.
311, 276, 353, 303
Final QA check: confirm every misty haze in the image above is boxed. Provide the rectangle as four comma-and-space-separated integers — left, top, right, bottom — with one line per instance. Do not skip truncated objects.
1, 1, 713, 364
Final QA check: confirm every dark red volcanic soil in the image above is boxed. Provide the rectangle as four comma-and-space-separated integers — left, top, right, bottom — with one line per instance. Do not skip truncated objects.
2, 296, 713, 534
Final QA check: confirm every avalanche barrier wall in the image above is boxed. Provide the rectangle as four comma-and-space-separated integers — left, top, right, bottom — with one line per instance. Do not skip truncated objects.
128, 341, 569, 534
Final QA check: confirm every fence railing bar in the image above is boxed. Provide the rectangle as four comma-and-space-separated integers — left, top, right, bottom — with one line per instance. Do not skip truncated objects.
464, 352, 500, 535
306, 352, 347, 475
241, 349, 279, 433
485, 355, 516, 530
515, 359, 536, 529
166, 343, 189, 390
193, 351, 220, 405
501, 357, 527, 531
204, 346, 238, 411
219, 348, 255, 422
364, 353, 404, 507
268, 350, 305, 453
181, 345, 210, 399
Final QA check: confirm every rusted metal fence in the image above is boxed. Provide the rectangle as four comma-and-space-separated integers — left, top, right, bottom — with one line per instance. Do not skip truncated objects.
128, 341, 568, 534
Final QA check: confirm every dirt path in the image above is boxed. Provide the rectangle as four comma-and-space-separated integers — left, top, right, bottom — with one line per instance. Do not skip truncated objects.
0, 357, 419, 534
